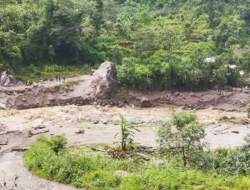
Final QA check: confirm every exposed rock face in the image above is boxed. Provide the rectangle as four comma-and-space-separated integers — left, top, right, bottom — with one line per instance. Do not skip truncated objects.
0, 70, 17, 87
90, 61, 118, 99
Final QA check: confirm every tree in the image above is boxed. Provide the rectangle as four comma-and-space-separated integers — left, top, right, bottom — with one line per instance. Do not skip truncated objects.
158, 110, 205, 167
90, 0, 104, 37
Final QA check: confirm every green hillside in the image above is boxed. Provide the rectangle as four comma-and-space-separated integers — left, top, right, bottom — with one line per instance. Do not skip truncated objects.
1, 0, 250, 89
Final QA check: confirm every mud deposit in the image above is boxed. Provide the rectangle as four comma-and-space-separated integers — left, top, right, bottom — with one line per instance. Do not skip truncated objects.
1, 104, 250, 189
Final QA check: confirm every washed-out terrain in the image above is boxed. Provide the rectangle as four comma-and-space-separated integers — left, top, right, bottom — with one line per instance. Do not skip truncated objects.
0, 105, 250, 189
1, 63, 250, 189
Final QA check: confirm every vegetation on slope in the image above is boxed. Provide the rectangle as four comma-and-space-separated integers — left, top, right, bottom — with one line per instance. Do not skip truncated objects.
24, 135, 250, 190
24, 112, 250, 189
1, 0, 250, 89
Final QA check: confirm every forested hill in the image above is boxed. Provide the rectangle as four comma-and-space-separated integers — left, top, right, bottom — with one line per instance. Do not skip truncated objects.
1, 0, 250, 90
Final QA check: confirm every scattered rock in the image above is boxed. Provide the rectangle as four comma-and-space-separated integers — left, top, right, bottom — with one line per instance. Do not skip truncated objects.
0, 123, 8, 132
0, 70, 17, 87
0, 161, 18, 189
243, 90, 249, 94
93, 120, 99, 124
208, 106, 214, 110
28, 129, 49, 137
140, 98, 151, 107
33, 125, 46, 130
174, 91, 180, 96
75, 129, 85, 134
231, 131, 240, 134
0, 102, 6, 110
0, 140, 8, 145
32, 119, 43, 127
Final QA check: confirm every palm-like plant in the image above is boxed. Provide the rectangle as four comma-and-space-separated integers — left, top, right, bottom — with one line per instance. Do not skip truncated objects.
116, 114, 140, 151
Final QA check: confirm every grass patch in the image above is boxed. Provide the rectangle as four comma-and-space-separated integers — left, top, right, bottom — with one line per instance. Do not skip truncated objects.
24, 136, 250, 190
14, 64, 92, 83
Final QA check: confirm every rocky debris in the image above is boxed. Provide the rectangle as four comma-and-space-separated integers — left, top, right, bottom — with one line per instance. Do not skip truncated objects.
90, 61, 118, 99
0, 161, 19, 190
140, 98, 151, 107
0, 102, 6, 110
0, 130, 21, 136
0, 140, 8, 145
0, 123, 8, 132
28, 129, 49, 137
93, 120, 99, 124
103, 120, 108, 125
33, 125, 46, 130
0, 70, 17, 87
75, 129, 85, 134
231, 131, 240, 134
208, 124, 230, 135
235, 119, 250, 125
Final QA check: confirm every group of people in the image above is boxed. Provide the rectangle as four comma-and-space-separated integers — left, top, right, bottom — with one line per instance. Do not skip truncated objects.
55, 75, 66, 82
25, 75, 66, 86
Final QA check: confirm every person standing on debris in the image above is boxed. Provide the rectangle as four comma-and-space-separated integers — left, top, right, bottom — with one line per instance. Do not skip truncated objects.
58, 75, 61, 82
55, 75, 58, 81
63, 76, 66, 82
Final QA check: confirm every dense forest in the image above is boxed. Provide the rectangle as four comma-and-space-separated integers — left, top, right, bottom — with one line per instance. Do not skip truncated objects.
1, 0, 250, 90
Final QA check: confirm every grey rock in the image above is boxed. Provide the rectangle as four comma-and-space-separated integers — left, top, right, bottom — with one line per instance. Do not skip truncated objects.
90, 61, 118, 99
0, 102, 6, 110
0, 70, 17, 87
93, 120, 99, 124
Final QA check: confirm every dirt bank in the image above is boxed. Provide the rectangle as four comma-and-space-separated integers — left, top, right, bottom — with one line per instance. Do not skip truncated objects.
1, 73, 250, 111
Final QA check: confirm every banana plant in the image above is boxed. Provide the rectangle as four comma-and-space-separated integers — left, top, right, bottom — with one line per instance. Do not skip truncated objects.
115, 114, 140, 151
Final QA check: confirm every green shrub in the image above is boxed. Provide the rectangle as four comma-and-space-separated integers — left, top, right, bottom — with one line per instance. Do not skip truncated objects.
24, 136, 250, 190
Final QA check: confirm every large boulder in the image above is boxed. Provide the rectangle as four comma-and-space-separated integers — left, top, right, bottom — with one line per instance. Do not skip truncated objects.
0, 70, 16, 87
90, 61, 118, 99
